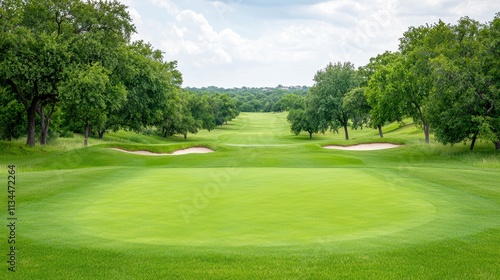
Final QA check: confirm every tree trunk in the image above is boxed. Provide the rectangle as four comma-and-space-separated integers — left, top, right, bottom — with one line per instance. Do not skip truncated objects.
98, 130, 105, 139
424, 122, 430, 144
309, 131, 313, 139
183, 134, 187, 140
416, 104, 430, 144
8, 131, 13, 142
38, 103, 56, 145
495, 141, 500, 150
470, 133, 478, 151
39, 109, 51, 145
163, 128, 168, 138
378, 125, 384, 138
40, 126, 49, 145
26, 104, 37, 146
40, 107, 46, 145
84, 124, 91, 147
343, 125, 349, 140
7, 79, 37, 146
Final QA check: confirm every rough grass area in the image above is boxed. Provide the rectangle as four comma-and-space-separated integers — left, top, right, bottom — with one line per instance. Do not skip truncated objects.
1, 112, 499, 279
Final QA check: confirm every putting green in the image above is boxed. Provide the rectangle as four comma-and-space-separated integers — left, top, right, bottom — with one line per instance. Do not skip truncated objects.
22, 166, 498, 253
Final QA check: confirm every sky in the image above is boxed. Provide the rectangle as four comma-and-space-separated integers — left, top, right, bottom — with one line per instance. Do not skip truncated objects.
118, 0, 499, 88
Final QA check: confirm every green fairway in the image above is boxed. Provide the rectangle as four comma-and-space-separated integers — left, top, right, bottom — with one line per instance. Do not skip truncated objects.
2, 112, 500, 279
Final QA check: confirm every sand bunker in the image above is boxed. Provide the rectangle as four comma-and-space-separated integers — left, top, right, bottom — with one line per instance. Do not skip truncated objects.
323, 143, 401, 151
225, 144, 290, 147
110, 147, 214, 156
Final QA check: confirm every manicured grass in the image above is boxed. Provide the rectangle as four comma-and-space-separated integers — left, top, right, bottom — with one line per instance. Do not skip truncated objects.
1, 112, 500, 279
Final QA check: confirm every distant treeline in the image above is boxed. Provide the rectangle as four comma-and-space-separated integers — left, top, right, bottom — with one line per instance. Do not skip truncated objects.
185, 86, 309, 113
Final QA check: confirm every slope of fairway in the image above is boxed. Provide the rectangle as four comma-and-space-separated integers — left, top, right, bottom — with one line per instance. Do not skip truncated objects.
214, 112, 295, 146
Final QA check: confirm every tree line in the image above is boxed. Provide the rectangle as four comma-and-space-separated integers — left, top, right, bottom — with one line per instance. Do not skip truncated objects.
288, 15, 500, 150
186, 86, 308, 113
0, 0, 238, 146
2, 2, 498, 150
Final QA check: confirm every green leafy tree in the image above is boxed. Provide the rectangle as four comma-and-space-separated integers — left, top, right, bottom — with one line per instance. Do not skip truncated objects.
395, 21, 455, 144
0, 25, 69, 146
364, 52, 405, 138
0, 0, 134, 146
60, 63, 126, 146
173, 91, 201, 139
287, 109, 321, 139
428, 17, 500, 150
342, 87, 371, 131
0, 88, 26, 141
486, 14, 500, 150
209, 94, 238, 126
309, 62, 359, 140
287, 95, 325, 138
119, 42, 182, 133
188, 93, 216, 132
274, 94, 304, 112
160, 92, 181, 138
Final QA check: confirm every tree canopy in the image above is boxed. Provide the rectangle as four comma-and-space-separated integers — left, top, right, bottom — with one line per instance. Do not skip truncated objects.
307, 62, 360, 140
0, 0, 227, 145
0, 0, 135, 146
287, 14, 499, 150
427, 16, 500, 150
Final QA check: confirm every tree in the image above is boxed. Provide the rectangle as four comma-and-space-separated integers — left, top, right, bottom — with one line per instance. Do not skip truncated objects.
287, 94, 326, 139
287, 108, 322, 139
485, 14, 500, 150
0, 88, 26, 141
395, 21, 455, 144
173, 91, 201, 139
210, 94, 238, 126
0, 24, 68, 146
160, 92, 181, 138
119, 42, 183, 133
364, 52, 405, 138
428, 17, 500, 150
60, 63, 126, 146
0, 0, 135, 146
309, 62, 359, 140
188, 93, 216, 132
342, 87, 371, 131
274, 94, 304, 112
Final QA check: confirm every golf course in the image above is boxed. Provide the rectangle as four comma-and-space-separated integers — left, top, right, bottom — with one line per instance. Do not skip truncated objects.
1, 112, 500, 279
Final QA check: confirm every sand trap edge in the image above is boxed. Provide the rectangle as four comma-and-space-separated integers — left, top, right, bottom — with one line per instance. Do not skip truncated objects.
110, 147, 214, 156
323, 143, 401, 151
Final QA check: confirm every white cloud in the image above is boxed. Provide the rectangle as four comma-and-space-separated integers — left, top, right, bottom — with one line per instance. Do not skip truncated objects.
150, 0, 180, 15
162, 10, 240, 65
158, 1, 402, 86
305, 0, 364, 20
210, 1, 237, 19
128, 8, 143, 25
117, 0, 498, 87
449, 0, 496, 21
